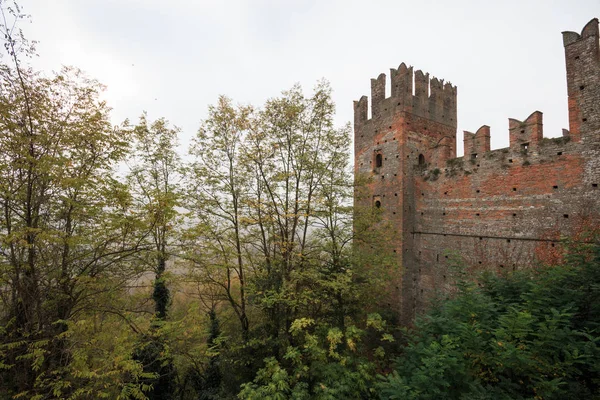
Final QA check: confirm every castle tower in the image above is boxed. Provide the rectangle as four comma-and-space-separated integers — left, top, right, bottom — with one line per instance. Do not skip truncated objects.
355, 18, 600, 325
353, 64, 457, 323
563, 18, 600, 140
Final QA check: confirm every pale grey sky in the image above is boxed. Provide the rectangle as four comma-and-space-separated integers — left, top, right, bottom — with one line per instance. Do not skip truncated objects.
19, 0, 600, 156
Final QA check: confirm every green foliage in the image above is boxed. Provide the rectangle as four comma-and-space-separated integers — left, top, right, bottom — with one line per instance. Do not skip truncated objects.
132, 329, 176, 400
238, 315, 394, 400
378, 243, 600, 399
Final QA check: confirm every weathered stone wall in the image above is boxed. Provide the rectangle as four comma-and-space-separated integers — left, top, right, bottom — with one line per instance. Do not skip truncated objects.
353, 18, 600, 324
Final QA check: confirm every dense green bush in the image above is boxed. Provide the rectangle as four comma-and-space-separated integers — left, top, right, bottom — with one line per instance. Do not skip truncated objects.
378, 243, 600, 399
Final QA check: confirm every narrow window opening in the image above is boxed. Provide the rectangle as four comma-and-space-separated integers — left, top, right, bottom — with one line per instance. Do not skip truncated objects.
521, 143, 529, 153
593, 184, 598, 188
418, 153, 425, 165
507, 239, 511, 243
583, 118, 587, 122
476, 213, 480, 216
479, 237, 483, 240
394, 193, 398, 196
513, 187, 517, 191
557, 151, 563, 156
476, 189, 480, 193
551, 243, 555, 247
374, 200, 381, 208
442, 212, 446, 216
563, 214, 569, 218
520, 129, 525, 134
553, 185, 558, 189
436, 254, 439, 262
508, 159, 513, 163
471, 153, 478, 160
512, 213, 517, 217
580, 85, 585, 90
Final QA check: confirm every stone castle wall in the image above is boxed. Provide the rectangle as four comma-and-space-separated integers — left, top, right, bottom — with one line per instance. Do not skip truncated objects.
354, 18, 600, 323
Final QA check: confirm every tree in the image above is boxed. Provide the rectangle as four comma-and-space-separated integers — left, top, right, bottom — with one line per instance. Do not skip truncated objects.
0, 4, 148, 397
242, 81, 363, 345
185, 96, 253, 340
0, 55, 145, 400
127, 114, 183, 399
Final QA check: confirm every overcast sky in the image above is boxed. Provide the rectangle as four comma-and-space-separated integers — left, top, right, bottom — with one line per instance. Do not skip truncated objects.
18, 0, 600, 156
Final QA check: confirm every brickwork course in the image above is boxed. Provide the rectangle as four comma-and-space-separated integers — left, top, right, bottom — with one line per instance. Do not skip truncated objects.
354, 18, 600, 324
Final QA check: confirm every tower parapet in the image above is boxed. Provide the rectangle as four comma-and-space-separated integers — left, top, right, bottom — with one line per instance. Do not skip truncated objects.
353, 63, 457, 129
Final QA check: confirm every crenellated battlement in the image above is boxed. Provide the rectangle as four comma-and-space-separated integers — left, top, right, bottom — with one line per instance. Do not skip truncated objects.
451, 111, 577, 175
562, 18, 599, 47
508, 111, 544, 148
461, 110, 574, 162
463, 125, 490, 158
353, 63, 457, 128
